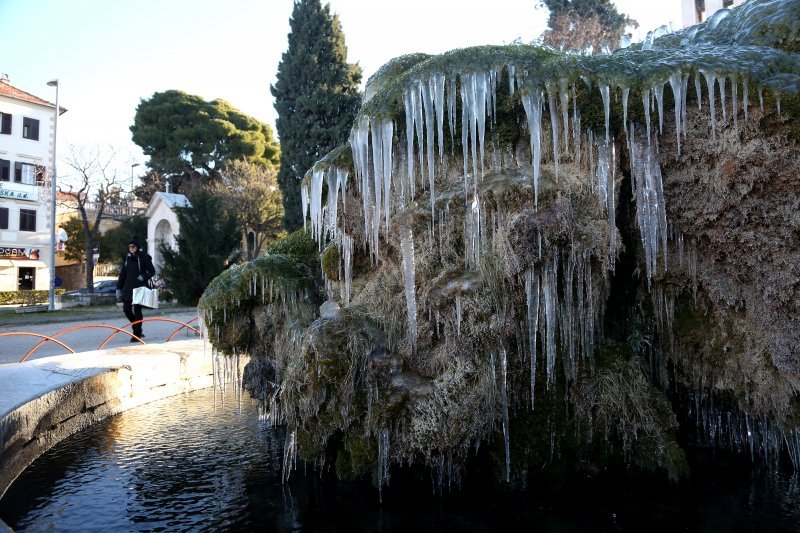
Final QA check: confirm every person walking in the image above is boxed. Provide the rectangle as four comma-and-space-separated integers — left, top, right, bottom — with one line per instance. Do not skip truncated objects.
116, 236, 155, 342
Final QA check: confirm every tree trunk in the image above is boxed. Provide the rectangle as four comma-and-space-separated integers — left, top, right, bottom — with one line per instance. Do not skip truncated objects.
84, 234, 95, 292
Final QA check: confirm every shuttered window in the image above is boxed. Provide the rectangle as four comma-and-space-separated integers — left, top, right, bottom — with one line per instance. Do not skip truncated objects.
19, 209, 36, 231
22, 117, 39, 140
0, 112, 10, 135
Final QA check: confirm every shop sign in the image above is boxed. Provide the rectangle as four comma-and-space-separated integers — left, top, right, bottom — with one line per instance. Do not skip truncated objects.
0, 247, 40, 259
0, 181, 37, 201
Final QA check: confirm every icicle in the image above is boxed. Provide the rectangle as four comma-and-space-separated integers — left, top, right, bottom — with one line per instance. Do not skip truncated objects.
759, 88, 764, 112
703, 71, 717, 141
433, 74, 446, 165
309, 169, 325, 247
282, 429, 297, 482
377, 428, 390, 499
621, 86, 630, 140
668, 71, 683, 153
731, 75, 738, 129
695, 73, 703, 111
654, 81, 665, 135
631, 131, 669, 282
400, 226, 418, 350
448, 77, 457, 153
422, 79, 437, 224
455, 292, 462, 336
743, 78, 749, 122
521, 86, 543, 208
719, 76, 727, 123
343, 233, 353, 306
301, 181, 310, 231
642, 89, 652, 145
546, 82, 559, 181
508, 65, 516, 97
559, 78, 570, 153
500, 347, 511, 483
543, 255, 557, 387
525, 268, 540, 409
599, 83, 611, 143
403, 88, 417, 202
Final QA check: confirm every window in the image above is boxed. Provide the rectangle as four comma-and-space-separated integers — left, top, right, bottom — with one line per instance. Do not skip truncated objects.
0, 207, 8, 229
0, 159, 9, 181
22, 117, 39, 140
14, 162, 38, 184
0, 112, 10, 135
19, 209, 36, 231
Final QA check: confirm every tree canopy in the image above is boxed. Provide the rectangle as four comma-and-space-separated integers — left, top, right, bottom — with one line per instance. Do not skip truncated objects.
540, 0, 635, 53
130, 90, 280, 194
271, 0, 362, 231
158, 191, 241, 305
214, 159, 285, 260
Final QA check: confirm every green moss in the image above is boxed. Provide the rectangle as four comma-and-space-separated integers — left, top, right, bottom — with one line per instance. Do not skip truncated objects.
321, 242, 340, 281
265, 228, 318, 265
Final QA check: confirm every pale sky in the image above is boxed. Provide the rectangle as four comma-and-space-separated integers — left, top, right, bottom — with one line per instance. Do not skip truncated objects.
0, 0, 684, 185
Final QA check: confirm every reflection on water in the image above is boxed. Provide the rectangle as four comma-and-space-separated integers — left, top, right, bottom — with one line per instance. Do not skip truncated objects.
2, 387, 800, 531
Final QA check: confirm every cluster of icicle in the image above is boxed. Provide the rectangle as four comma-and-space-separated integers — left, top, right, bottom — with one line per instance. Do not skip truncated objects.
523, 248, 605, 408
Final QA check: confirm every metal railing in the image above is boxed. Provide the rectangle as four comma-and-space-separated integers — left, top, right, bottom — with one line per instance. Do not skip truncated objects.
4, 318, 203, 363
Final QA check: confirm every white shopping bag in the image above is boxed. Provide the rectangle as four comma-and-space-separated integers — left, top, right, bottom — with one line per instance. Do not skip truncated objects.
132, 286, 159, 309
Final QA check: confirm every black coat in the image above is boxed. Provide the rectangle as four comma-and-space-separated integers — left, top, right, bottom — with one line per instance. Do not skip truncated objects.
117, 251, 155, 302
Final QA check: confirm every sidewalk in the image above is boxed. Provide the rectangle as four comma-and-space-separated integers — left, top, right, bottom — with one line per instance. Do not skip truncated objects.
0, 304, 197, 328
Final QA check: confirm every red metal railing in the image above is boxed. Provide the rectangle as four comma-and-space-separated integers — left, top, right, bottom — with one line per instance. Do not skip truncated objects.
4, 317, 202, 363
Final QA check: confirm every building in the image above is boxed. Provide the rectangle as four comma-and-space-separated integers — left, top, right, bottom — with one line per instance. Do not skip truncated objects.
145, 191, 190, 273
0, 74, 65, 292
683, 0, 742, 27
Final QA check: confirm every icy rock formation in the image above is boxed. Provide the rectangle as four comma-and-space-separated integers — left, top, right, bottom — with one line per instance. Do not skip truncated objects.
200, 0, 800, 490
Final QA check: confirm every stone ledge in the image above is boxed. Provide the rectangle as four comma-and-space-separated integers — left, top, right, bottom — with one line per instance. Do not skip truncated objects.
0, 339, 212, 500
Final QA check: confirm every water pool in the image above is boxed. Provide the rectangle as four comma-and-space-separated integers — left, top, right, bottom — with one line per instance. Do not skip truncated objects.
2, 387, 799, 531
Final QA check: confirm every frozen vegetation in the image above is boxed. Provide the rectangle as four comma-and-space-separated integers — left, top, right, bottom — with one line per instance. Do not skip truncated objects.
199, 0, 800, 491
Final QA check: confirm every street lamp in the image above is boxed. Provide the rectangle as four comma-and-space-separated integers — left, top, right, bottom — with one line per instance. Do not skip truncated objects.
130, 162, 140, 200
47, 79, 59, 312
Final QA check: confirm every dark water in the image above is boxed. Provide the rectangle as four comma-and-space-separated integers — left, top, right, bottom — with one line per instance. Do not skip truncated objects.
2, 388, 799, 532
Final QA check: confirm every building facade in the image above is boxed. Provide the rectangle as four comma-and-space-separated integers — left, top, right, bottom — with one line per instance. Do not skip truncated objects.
146, 191, 190, 273
0, 74, 64, 292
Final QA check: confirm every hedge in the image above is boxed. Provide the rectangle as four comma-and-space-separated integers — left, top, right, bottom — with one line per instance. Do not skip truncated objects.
0, 290, 67, 305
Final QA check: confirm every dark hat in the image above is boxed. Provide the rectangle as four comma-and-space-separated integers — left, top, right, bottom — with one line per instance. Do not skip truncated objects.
128, 235, 141, 248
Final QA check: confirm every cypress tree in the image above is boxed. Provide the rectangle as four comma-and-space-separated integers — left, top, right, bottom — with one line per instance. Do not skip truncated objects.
272, 0, 362, 231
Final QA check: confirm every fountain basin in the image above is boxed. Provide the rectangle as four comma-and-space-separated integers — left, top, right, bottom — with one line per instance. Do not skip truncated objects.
0, 339, 212, 500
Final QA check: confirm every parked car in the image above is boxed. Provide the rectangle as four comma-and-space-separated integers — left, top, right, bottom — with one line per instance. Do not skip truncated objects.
63, 279, 118, 296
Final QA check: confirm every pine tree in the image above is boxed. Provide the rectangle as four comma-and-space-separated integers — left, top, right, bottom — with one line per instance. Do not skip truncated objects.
272, 0, 362, 231
159, 191, 241, 305
540, 0, 635, 53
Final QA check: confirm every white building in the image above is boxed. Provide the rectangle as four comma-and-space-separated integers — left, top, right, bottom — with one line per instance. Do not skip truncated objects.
0, 74, 64, 292
145, 191, 190, 273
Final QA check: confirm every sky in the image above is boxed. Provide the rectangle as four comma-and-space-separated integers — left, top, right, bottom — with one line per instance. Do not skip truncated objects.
0, 0, 685, 188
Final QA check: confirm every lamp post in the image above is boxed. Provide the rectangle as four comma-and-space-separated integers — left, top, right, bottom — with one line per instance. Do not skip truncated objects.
47, 79, 59, 312
130, 163, 140, 199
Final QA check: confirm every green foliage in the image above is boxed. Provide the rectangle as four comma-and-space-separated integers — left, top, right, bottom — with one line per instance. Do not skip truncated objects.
215, 159, 285, 260
130, 90, 280, 194
159, 191, 241, 305
265, 228, 318, 266
98, 215, 148, 264
61, 217, 87, 264
320, 242, 339, 281
541, 0, 629, 33
271, 0, 362, 231
0, 290, 65, 305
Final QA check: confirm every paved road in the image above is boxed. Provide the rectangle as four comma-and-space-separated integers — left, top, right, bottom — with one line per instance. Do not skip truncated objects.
0, 308, 201, 364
